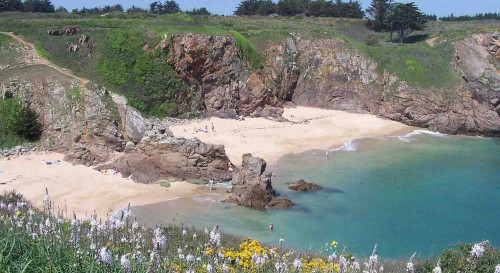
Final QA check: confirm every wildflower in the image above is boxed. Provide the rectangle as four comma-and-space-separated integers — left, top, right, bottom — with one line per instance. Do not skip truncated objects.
90, 243, 96, 251
351, 260, 361, 270
222, 263, 229, 273
193, 233, 197, 239
470, 240, 489, 258
182, 229, 187, 236
406, 252, 416, 273
274, 261, 288, 273
204, 228, 209, 234
293, 258, 302, 270
186, 254, 195, 263
339, 254, 348, 271
209, 230, 221, 247
280, 236, 285, 245
120, 253, 131, 272
153, 228, 166, 249
16, 202, 26, 208
433, 266, 442, 273
99, 247, 113, 266
494, 264, 500, 273
331, 240, 338, 248
328, 252, 337, 262
30, 233, 38, 240
367, 244, 378, 273
132, 221, 139, 230
206, 263, 213, 272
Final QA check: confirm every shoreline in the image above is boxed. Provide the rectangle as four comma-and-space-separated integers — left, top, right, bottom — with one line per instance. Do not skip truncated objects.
0, 152, 225, 220
170, 106, 420, 165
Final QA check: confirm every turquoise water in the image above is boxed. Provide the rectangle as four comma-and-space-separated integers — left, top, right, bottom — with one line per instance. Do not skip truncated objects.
131, 132, 500, 259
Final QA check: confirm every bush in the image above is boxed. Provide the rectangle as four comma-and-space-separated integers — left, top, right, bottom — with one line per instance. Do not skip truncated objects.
365, 34, 379, 46
99, 29, 187, 118
0, 98, 42, 148
230, 30, 264, 69
438, 242, 500, 273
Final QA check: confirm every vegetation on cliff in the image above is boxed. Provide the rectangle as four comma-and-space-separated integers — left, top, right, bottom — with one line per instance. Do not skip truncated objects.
0, 98, 42, 149
0, 191, 498, 272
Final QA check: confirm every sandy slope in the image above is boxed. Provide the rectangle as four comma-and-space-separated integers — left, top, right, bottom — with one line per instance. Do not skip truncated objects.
0, 153, 222, 220
170, 106, 418, 164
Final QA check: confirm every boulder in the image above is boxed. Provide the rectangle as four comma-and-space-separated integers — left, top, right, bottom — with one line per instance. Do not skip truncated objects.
289, 179, 322, 192
227, 153, 293, 210
266, 197, 295, 209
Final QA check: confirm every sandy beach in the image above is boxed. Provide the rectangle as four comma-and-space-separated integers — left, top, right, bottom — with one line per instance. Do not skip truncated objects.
170, 106, 419, 164
0, 152, 223, 220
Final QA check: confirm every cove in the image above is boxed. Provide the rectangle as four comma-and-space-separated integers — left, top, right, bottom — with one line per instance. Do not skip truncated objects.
131, 131, 500, 259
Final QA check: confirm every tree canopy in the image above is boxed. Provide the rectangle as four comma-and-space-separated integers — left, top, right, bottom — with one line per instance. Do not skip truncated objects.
0, 0, 54, 12
366, 0, 393, 31
388, 2, 426, 44
235, 0, 364, 18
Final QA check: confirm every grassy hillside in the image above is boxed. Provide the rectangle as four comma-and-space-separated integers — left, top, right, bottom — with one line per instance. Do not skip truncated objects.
0, 191, 499, 273
0, 12, 498, 117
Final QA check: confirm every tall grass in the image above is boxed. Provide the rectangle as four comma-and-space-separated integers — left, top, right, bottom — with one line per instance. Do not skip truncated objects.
231, 30, 265, 70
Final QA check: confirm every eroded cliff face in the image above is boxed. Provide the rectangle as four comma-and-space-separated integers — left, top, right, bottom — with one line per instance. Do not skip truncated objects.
162, 34, 283, 119
261, 33, 500, 136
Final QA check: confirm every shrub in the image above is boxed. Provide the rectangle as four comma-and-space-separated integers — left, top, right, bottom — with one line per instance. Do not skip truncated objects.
0, 98, 42, 148
230, 30, 264, 70
365, 34, 379, 46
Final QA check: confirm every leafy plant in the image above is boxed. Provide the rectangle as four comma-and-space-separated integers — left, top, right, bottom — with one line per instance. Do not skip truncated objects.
231, 30, 264, 69
0, 98, 42, 148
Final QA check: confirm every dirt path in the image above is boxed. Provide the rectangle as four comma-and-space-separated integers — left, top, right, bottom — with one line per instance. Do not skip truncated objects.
0, 31, 89, 86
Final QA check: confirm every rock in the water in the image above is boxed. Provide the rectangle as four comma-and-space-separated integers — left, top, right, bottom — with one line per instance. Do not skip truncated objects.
266, 197, 295, 209
289, 179, 322, 191
227, 153, 293, 210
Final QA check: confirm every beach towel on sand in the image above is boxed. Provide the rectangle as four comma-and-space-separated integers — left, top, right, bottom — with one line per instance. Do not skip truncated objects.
0, 169, 3, 174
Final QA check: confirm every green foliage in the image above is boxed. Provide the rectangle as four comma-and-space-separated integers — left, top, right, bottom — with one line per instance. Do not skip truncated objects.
70, 87, 81, 104
34, 44, 51, 60
364, 34, 379, 46
185, 7, 211, 16
0, 98, 42, 148
439, 243, 500, 273
365, 0, 392, 32
231, 30, 264, 69
99, 29, 186, 117
388, 2, 427, 44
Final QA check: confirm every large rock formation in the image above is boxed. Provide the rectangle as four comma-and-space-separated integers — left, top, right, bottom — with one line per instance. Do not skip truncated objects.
227, 153, 293, 210
98, 136, 232, 184
162, 34, 283, 118
262, 32, 500, 136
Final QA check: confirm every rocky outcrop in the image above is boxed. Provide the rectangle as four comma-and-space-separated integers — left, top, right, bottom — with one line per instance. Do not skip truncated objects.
263, 33, 499, 136
162, 33, 282, 118
97, 137, 232, 184
289, 179, 322, 191
47, 26, 80, 36
227, 153, 293, 210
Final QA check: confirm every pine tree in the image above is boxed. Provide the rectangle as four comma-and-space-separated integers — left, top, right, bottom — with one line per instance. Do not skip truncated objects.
388, 2, 426, 44
366, 0, 392, 31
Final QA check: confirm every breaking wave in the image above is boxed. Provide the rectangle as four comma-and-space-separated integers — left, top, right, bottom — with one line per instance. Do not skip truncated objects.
398, 130, 446, 143
331, 141, 357, 152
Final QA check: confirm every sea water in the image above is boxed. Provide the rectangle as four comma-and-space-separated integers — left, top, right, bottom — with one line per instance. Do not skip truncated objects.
131, 131, 500, 258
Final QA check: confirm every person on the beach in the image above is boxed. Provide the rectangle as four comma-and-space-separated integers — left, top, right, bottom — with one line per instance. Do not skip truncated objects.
228, 162, 234, 172
325, 150, 329, 159
269, 223, 274, 232
204, 125, 208, 133
209, 179, 214, 191
211, 123, 215, 132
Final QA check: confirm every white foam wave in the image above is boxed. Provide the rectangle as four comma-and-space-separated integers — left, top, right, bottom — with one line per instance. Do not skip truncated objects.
398, 129, 446, 142
192, 196, 217, 203
216, 182, 233, 189
331, 141, 357, 152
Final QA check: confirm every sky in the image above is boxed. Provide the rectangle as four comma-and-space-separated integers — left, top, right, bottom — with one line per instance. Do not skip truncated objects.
52, 0, 500, 17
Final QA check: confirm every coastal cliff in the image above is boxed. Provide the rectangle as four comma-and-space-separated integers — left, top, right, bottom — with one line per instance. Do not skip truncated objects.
161, 31, 499, 136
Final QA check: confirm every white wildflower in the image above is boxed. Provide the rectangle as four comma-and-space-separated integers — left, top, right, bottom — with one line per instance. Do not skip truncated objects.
339, 254, 348, 271
206, 263, 213, 272
494, 264, 500, 273
132, 221, 139, 230
293, 258, 302, 270
90, 243, 96, 251
99, 247, 112, 266
30, 233, 38, 240
470, 240, 489, 258
274, 261, 288, 273
328, 252, 337, 262
204, 228, 209, 234
182, 229, 187, 236
209, 230, 221, 247
406, 252, 416, 273
380, 265, 384, 272
120, 254, 131, 272
279, 236, 285, 245
193, 233, 197, 239
352, 260, 361, 270
222, 263, 229, 273
186, 254, 195, 263
433, 266, 442, 273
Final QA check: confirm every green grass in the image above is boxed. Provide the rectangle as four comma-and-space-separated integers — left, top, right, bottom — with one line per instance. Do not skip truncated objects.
231, 30, 264, 69
0, 33, 20, 66
34, 44, 51, 60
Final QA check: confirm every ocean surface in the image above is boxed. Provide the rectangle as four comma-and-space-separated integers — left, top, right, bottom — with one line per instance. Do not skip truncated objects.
131, 131, 500, 259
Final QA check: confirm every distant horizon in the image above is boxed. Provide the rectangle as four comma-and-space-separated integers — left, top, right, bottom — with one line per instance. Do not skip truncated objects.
52, 0, 500, 18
